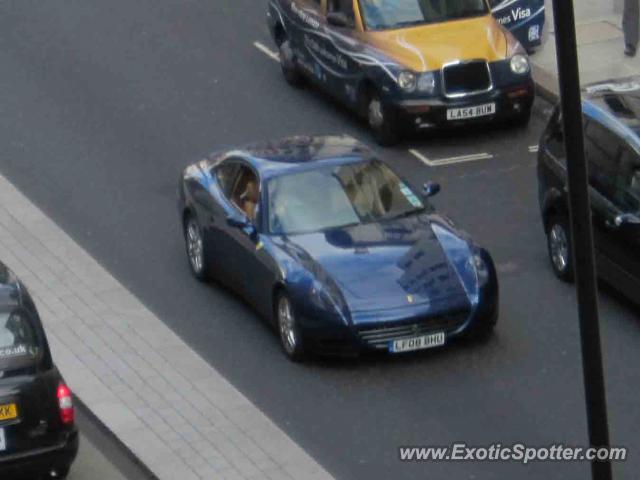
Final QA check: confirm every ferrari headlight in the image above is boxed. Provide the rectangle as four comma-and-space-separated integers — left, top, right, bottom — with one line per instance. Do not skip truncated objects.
417, 72, 436, 94
431, 224, 478, 302
510, 54, 530, 75
397, 71, 417, 92
471, 253, 489, 284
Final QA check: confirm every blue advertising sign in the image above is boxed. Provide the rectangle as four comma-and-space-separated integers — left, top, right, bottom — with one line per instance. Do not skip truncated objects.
490, 0, 546, 52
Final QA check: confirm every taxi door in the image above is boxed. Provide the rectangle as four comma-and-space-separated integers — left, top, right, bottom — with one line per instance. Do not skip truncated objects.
318, 0, 366, 108
285, 0, 326, 78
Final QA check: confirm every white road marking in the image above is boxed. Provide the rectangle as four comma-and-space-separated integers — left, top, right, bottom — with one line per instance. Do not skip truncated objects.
409, 149, 493, 167
528, 145, 539, 153
408, 149, 434, 166
253, 41, 279, 62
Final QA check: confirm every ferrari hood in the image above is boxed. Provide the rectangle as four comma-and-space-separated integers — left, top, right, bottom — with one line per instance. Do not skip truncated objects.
283, 216, 470, 314
367, 15, 507, 72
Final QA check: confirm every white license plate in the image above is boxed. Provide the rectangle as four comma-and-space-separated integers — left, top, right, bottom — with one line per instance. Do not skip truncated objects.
0, 428, 6, 452
447, 103, 496, 121
389, 332, 445, 353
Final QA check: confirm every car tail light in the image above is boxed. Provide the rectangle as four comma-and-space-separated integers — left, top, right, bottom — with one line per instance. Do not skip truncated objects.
57, 383, 74, 425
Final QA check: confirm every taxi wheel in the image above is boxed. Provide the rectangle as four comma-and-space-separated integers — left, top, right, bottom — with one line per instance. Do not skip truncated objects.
514, 107, 532, 128
279, 40, 304, 87
367, 94, 400, 146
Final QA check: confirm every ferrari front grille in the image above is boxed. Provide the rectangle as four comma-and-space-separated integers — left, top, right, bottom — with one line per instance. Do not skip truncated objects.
357, 310, 469, 349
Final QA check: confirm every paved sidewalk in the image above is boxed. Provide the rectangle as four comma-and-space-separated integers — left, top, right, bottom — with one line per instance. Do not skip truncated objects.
531, 0, 640, 98
0, 172, 333, 480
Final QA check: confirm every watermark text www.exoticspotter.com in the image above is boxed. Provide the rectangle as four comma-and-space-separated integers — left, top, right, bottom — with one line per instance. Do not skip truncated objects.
399, 443, 627, 464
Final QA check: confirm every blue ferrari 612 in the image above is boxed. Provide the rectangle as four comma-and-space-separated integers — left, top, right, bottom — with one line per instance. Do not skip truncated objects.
177, 136, 498, 361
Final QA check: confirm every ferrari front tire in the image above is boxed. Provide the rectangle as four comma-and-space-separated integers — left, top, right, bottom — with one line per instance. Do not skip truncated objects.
276, 292, 306, 362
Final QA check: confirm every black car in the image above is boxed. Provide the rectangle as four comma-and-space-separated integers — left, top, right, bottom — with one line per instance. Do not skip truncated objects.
0, 262, 78, 479
538, 77, 640, 302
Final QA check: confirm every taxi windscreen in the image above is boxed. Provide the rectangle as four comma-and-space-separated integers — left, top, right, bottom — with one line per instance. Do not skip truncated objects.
359, 0, 489, 30
0, 310, 41, 372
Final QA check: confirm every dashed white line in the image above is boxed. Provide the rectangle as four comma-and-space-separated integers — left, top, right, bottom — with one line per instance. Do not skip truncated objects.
409, 149, 494, 167
528, 145, 539, 153
253, 41, 279, 62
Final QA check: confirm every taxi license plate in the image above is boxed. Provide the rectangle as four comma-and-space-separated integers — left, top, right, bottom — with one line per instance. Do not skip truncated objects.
447, 103, 495, 121
389, 332, 445, 353
0, 403, 17, 422
0, 428, 6, 452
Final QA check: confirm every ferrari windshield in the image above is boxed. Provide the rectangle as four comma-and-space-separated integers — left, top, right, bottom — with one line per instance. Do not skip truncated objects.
359, 0, 489, 30
267, 160, 424, 235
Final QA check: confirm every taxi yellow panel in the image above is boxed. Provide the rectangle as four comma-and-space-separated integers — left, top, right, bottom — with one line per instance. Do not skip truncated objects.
0, 403, 18, 422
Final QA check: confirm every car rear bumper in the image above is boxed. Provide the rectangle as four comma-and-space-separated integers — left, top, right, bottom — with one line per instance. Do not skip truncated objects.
0, 429, 78, 478
390, 82, 535, 131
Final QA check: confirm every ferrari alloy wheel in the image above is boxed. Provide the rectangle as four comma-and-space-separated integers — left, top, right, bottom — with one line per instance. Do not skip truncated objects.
279, 40, 304, 87
367, 94, 399, 147
277, 293, 305, 361
547, 215, 574, 282
184, 216, 211, 281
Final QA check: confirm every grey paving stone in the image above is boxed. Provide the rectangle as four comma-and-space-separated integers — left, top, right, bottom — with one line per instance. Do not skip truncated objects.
0, 172, 333, 480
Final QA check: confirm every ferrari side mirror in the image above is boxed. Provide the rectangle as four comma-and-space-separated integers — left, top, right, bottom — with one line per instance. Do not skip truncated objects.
423, 181, 441, 198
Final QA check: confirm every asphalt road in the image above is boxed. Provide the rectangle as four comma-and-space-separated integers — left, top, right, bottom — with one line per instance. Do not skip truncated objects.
0, 1, 638, 479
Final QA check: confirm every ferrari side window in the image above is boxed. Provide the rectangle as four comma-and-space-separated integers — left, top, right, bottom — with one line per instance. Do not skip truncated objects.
230, 167, 260, 223
215, 162, 241, 198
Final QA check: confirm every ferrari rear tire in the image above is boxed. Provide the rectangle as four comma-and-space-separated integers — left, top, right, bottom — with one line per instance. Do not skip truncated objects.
367, 93, 400, 147
276, 292, 306, 362
184, 214, 212, 282
279, 40, 304, 87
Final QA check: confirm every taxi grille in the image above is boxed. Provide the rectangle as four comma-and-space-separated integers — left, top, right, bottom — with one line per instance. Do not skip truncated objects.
357, 310, 469, 350
442, 61, 492, 97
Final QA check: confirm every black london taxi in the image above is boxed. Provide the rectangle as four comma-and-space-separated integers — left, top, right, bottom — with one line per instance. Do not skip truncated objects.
267, 0, 535, 145
0, 261, 78, 479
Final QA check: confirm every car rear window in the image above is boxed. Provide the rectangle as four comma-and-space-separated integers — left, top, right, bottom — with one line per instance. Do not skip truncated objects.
0, 310, 41, 371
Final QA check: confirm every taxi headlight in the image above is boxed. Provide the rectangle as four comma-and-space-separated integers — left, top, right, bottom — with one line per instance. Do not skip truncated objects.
510, 54, 530, 75
397, 71, 417, 92
417, 72, 436, 94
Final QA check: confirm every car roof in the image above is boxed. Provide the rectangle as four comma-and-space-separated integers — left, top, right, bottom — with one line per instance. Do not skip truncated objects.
215, 135, 376, 180
582, 77, 640, 151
